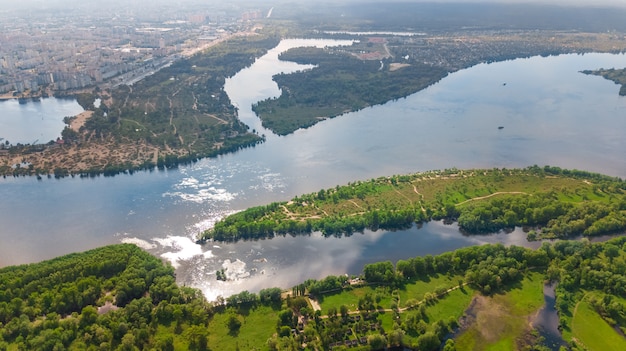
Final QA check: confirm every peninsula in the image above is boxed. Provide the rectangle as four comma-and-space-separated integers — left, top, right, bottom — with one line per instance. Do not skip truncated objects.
581, 68, 626, 96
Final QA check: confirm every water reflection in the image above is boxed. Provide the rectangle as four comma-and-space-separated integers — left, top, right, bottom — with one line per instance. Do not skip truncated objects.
147, 222, 540, 300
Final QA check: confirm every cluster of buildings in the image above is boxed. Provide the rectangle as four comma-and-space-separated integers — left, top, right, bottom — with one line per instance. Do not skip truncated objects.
0, 4, 263, 95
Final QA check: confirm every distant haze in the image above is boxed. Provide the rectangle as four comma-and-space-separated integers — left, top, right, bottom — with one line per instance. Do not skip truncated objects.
3, 0, 626, 12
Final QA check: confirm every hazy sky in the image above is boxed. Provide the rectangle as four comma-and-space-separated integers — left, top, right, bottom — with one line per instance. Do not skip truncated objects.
4, 0, 626, 9
1, 0, 625, 17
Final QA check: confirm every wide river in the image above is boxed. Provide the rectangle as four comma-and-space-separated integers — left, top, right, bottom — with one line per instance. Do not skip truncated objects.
1, 39, 625, 300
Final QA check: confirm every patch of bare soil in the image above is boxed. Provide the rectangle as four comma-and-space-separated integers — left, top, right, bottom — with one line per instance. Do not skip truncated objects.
70, 111, 94, 132
97, 301, 119, 314
4, 138, 163, 175
389, 63, 411, 71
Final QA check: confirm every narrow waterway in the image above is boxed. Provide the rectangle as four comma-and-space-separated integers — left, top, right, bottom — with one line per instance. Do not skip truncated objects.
533, 282, 567, 350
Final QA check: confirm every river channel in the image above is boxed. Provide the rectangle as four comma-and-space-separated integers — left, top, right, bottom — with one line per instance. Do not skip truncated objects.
0, 39, 625, 300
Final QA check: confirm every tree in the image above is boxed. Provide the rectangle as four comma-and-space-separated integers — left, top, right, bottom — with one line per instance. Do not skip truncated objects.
416, 331, 440, 351
443, 339, 456, 351
368, 334, 387, 350
118, 333, 138, 351
184, 325, 208, 351
227, 315, 242, 334
605, 244, 620, 262
340, 304, 349, 320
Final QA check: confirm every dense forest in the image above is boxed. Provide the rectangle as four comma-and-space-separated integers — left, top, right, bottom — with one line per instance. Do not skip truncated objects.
3, 237, 626, 350
0, 244, 213, 350
201, 166, 626, 243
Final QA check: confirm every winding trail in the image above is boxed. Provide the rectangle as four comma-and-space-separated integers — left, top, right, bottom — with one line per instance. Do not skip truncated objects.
456, 191, 530, 206
412, 184, 427, 212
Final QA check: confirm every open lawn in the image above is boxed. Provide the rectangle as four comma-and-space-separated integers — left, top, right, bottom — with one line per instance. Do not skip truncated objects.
398, 274, 463, 308
424, 286, 476, 323
318, 285, 393, 314
208, 305, 281, 351
571, 300, 626, 351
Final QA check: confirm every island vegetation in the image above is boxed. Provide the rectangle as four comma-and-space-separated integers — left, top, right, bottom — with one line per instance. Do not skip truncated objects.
581, 68, 626, 96
201, 166, 626, 243
252, 46, 448, 135
3, 236, 626, 350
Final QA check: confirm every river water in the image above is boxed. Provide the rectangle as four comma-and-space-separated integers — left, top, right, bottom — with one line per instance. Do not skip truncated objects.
1, 39, 625, 300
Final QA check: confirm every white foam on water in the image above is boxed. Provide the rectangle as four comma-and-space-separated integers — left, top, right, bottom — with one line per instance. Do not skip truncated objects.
164, 171, 238, 204
189, 210, 239, 233
154, 235, 213, 268
120, 237, 157, 250
163, 187, 236, 204
248, 171, 286, 192
222, 259, 250, 280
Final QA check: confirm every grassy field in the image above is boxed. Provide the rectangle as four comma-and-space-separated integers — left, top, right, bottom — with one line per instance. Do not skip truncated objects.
454, 272, 546, 351
207, 305, 280, 351
398, 274, 463, 308
424, 286, 476, 322
318, 285, 393, 314
570, 299, 626, 351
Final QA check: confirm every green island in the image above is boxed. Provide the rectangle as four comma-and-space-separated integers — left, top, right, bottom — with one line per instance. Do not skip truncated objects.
201, 166, 626, 243
252, 46, 449, 135
3, 235, 626, 349
581, 68, 626, 96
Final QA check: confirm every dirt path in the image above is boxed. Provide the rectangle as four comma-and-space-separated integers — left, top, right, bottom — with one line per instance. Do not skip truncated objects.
456, 191, 530, 206
348, 200, 364, 210
205, 113, 228, 124
310, 298, 322, 312
412, 185, 427, 212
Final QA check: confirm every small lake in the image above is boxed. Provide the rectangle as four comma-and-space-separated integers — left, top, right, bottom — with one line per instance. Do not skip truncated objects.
0, 97, 84, 145
0, 39, 625, 300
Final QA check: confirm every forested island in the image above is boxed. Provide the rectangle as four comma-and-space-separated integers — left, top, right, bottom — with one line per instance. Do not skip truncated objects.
252, 46, 448, 135
3, 237, 626, 349
201, 166, 626, 243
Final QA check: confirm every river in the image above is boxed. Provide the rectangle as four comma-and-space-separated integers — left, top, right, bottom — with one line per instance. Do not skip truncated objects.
0, 39, 625, 300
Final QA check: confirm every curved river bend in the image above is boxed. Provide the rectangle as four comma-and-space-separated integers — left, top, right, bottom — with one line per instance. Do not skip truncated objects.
1, 39, 625, 300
